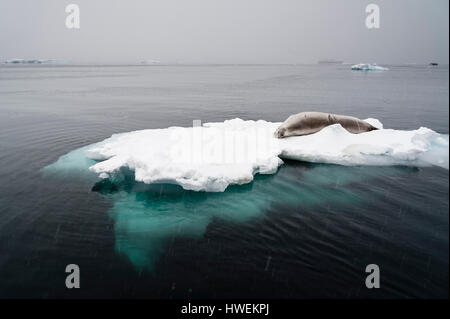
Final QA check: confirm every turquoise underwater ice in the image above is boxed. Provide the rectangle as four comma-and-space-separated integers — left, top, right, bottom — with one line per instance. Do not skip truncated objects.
42, 145, 408, 271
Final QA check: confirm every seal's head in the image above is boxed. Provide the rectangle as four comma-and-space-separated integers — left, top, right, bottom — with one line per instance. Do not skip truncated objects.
274, 126, 287, 138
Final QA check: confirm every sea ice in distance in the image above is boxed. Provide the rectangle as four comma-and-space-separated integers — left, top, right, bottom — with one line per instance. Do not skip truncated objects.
351, 63, 389, 71
83, 118, 449, 192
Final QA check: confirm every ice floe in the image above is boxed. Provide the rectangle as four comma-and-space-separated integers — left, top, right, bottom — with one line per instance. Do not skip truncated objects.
82, 118, 448, 192
351, 63, 389, 71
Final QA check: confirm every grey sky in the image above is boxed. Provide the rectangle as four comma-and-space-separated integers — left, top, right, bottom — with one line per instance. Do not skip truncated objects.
0, 0, 448, 64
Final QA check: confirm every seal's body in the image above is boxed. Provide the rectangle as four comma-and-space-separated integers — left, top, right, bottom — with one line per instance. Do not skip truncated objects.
275, 112, 378, 138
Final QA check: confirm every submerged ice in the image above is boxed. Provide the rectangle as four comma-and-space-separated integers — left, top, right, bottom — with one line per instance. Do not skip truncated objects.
43, 118, 449, 271
45, 153, 403, 270
84, 118, 448, 192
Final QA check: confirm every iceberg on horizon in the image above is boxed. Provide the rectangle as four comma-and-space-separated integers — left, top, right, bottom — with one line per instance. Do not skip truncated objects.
4, 58, 70, 65
5, 58, 42, 64
141, 59, 161, 65
351, 63, 389, 71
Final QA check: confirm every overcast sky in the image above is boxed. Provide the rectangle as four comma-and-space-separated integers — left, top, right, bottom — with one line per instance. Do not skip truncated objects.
0, 0, 448, 64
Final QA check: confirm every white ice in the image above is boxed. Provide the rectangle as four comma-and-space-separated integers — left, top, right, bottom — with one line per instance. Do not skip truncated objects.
351, 63, 389, 71
85, 118, 448, 192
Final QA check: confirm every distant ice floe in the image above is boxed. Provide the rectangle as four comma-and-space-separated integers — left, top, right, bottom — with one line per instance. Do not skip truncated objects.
82, 118, 448, 192
4, 58, 70, 65
140, 59, 161, 65
351, 63, 389, 71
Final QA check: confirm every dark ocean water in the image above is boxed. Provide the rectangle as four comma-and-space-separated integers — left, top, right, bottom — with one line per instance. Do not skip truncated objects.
0, 64, 448, 298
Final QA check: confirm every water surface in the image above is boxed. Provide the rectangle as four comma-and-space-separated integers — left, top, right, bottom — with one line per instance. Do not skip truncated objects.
0, 64, 448, 298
